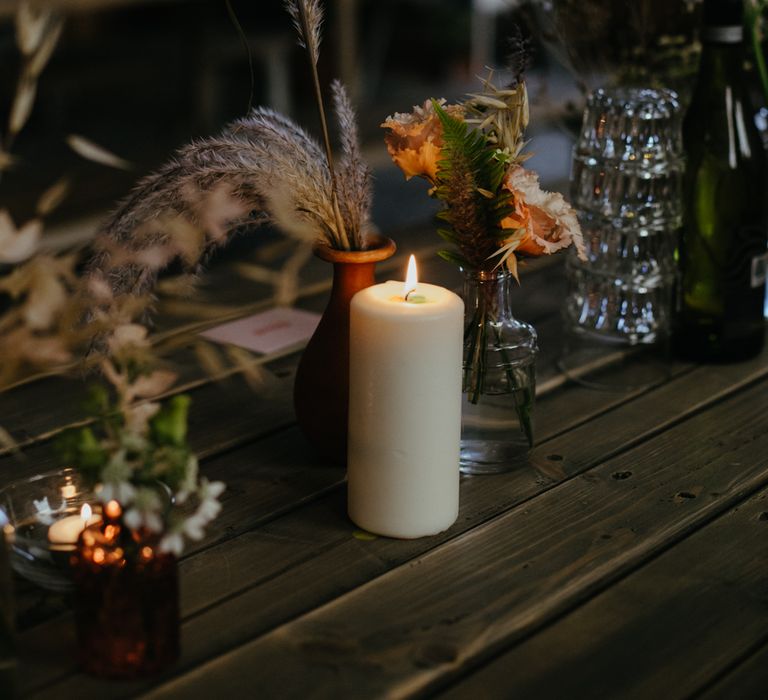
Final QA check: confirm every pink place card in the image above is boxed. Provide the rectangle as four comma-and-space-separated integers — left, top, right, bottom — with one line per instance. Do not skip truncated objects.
200, 307, 321, 355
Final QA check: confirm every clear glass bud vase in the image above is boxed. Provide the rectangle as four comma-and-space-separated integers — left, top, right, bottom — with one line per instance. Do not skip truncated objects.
460, 269, 538, 474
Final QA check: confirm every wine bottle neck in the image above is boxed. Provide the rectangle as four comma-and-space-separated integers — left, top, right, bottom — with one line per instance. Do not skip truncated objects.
698, 37, 745, 84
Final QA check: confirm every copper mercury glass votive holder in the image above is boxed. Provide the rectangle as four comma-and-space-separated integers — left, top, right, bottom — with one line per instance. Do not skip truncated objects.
70, 516, 179, 679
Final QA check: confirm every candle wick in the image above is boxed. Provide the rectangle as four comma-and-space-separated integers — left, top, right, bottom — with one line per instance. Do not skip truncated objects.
405, 289, 416, 302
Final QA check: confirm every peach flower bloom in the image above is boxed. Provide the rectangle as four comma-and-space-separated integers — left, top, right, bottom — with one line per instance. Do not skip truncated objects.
381, 99, 464, 183
495, 166, 586, 272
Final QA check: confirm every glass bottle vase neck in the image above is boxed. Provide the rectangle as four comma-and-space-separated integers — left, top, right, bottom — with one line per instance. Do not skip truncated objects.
461, 268, 519, 320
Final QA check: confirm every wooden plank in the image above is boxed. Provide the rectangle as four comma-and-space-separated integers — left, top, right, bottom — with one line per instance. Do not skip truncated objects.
0, 365, 296, 485
6, 333, 740, 598
5, 370, 307, 641
17, 347, 768, 698
0, 244, 563, 454
438, 488, 768, 699
133, 378, 768, 699
9, 312, 587, 646
529, 346, 768, 482
697, 641, 768, 700
0, 237, 400, 451
6, 246, 760, 696
33, 372, 768, 699
15, 431, 347, 698
9, 244, 583, 650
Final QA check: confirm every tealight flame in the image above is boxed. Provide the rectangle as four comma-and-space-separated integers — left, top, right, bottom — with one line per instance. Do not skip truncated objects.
80, 503, 92, 521
403, 255, 418, 299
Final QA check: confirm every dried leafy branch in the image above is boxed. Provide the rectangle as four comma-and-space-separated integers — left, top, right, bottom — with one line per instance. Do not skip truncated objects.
56, 325, 225, 555
5, 2, 63, 153
1, 0, 373, 421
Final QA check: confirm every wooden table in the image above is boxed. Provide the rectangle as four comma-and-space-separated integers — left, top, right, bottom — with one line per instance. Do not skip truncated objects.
5, 233, 768, 699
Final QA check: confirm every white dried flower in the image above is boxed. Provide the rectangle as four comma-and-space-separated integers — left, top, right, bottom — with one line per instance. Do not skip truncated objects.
124, 402, 160, 435
123, 487, 164, 533
158, 532, 184, 557
96, 480, 136, 506
108, 323, 149, 354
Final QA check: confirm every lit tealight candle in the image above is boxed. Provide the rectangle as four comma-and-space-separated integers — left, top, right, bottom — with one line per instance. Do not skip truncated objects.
48, 503, 102, 545
347, 255, 463, 538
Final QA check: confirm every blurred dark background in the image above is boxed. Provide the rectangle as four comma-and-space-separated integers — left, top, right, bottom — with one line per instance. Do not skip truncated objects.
0, 0, 710, 247
0, 0, 581, 241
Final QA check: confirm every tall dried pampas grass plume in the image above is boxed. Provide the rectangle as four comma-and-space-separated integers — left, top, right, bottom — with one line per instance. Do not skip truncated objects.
284, 0, 323, 67
284, 0, 354, 249
86, 97, 373, 310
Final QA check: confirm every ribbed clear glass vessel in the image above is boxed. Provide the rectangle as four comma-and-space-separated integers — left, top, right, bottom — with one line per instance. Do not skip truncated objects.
561, 87, 683, 389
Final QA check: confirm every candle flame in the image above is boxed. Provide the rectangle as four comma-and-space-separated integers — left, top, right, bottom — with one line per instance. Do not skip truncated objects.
105, 499, 121, 520
80, 503, 92, 521
403, 255, 418, 298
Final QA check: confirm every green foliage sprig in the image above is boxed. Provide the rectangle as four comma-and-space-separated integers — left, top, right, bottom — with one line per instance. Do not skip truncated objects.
431, 101, 515, 272
746, 1, 768, 104
56, 326, 224, 556
58, 390, 194, 497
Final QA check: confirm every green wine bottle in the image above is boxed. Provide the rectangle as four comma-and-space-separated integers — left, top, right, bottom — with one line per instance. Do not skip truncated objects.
675, 0, 768, 361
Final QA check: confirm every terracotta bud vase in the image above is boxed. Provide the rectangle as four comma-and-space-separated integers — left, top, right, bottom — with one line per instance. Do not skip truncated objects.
294, 234, 396, 464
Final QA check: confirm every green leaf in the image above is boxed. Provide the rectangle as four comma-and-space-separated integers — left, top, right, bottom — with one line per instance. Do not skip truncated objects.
436, 227, 461, 245
84, 384, 110, 416
438, 249, 471, 269
150, 394, 191, 447
55, 429, 81, 465
149, 444, 192, 491
512, 381, 534, 448
56, 426, 108, 478
494, 204, 516, 220
432, 100, 506, 212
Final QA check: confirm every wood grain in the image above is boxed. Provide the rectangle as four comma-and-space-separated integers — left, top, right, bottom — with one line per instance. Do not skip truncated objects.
0, 245, 563, 456
697, 641, 768, 700
9, 236, 768, 699
18, 352, 768, 699
86, 378, 768, 699
0, 237, 431, 454
438, 488, 768, 699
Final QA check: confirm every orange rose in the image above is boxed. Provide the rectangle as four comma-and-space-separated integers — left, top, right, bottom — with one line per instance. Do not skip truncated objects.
492, 166, 586, 274
381, 100, 464, 183
502, 166, 584, 254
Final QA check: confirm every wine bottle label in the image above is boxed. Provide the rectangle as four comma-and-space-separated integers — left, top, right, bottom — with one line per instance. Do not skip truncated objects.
719, 225, 767, 296
752, 252, 768, 288
702, 26, 743, 43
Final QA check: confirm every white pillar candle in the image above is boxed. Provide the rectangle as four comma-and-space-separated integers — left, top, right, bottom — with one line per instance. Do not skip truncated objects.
348, 257, 463, 538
